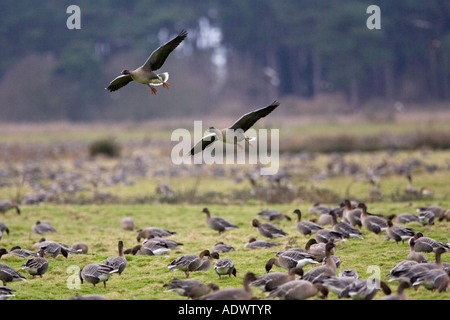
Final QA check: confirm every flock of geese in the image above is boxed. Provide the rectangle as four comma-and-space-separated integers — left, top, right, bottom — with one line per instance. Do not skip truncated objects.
1, 199, 448, 300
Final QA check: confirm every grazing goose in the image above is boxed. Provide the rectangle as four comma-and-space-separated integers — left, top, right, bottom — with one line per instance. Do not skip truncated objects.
244, 237, 282, 249
32, 220, 56, 234
136, 227, 176, 242
406, 238, 428, 263
308, 203, 332, 216
144, 235, 183, 249
417, 205, 445, 220
79, 263, 118, 288
339, 279, 391, 300
329, 210, 363, 239
71, 242, 89, 254
0, 263, 27, 285
342, 199, 362, 227
358, 203, 387, 234
163, 278, 219, 299
105, 241, 127, 275
302, 242, 337, 283
214, 256, 237, 279
303, 239, 328, 262
394, 213, 419, 224
266, 251, 318, 273
0, 200, 20, 215
212, 242, 235, 253
315, 228, 345, 244
252, 219, 287, 238
128, 240, 170, 256
196, 252, 220, 272
7, 246, 38, 258
250, 267, 304, 292
266, 279, 328, 300
201, 272, 257, 300
292, 209, 323, 236
189, 101, 280, 155
417, 210, 435, 226
386, 217, 415, 244
380, 282, 410, 300
21, 247, 49, 278
412, 232, 449, 253
257, 209, 291, 221
34, 240, 74, 258
322, 275, 358, 296
410, 266, 449, 292
202, 208, 238, 234
106, 29, 187, 94
168, 250, 211, 278
438, 209, 450, 222
121, 216, 135, 231
0, 286, 15, 300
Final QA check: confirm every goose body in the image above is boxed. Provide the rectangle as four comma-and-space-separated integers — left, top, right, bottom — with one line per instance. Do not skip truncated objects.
0, 263, 27, 285
106, 30, 187, 94
136, 227, 176, 242
395, 213, 419, 224
302, 242, 337, 283
168, 250, 210, 278
0, 200, 20, 215
386, 219, 415, 244
201, 272, 257, 300
406, 238, 428, 263
80, 263, 118, 288
358, 203, 387, 234
212, 242, 235, 253
21, 248, 49, 278
266, 279, 328, 300
214, 257, 237, 279
315, 228, 345, 244
412, 233, 449, 253
105, 241, 127, 275
257, 209, 291, 221
380, 282, 410, 300
339, 279, 391, 300
202, 208, 238, 234
329, 210, 363, 239
418, 210, 435, 226
71, 242, 89, 254
164, 278, 219, 299
0, 286, 15, 300
342, 199, 362, 227
252, 219, 287, 238
32, 221, 56, 234
292, 209, 323, 236
8, 246, 39, 258
250, 267, 304, 292
266, 251, 318, 273
321, 276, 357, 296
121, 216, 135, 231
244, 238, 282, 249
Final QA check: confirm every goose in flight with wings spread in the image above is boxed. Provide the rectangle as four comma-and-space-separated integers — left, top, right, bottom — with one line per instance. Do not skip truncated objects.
106, 30, 187, 94
189, 101, 280, 155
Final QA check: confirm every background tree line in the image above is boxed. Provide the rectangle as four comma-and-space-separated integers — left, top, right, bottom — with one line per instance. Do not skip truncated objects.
0, 0, 449, 122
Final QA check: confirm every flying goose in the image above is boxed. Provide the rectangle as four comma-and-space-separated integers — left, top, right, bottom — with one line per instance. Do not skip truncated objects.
189, 101, 280, 155
168, 250, 211, 278
250, 267, 304, 292
0, 263, 27, 285
257, 209, 291, 221
266, 279, 328, 300
0, 200, 20, 215
214, 256, 237, 279
106, 29, 187, 94
79, 263, 118, 288
200, 272, 257, 300
244, 237, 282, 249
252, 219, 287, 238
163, 278, 220, 299
302, 242, 337, 283
329, 210, 363, 239
0, 286, 15, 300
105, 241, 127, 275
292, 209, 323, 236
202, 208, 238, 234
386, 217, 415, 244
21, 247, 49, 278
358, 203, 387, 234
412, 232, 449, 253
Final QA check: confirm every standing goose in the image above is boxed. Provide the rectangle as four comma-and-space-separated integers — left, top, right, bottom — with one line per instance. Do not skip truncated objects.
417, 210, 435, 226
329, 210, 363, 239
292, 209, 323, 236
252, 219, 287, 238
302, 242, 337, 283
244, 237, 282, 249
386, 217, 415, 244
266, 250, 319, 273
21, 247, 49, 278
410, 248, 449, 292
0, 200, 20, 215
412, 232, 449, 253
106, 29, 187, 94
201, 272, 257, 300
105, 241, 127, 275
0, 263, 27, 285
79, 263, 118, 288
189, 101, 280, 155
250, 267, 304, 292
196, 252, 220, 272
168, 250, 211, 278
406, 238, 428, 263
342, 199, 362, 227
214, 256, 237, 279
163, 278, 219, 299
202, 208, 238, 234
266, 279, 328, 300
358, 203, 387, 234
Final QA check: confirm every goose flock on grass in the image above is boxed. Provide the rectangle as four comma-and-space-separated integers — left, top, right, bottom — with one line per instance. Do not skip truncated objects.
0, 199, 448, 300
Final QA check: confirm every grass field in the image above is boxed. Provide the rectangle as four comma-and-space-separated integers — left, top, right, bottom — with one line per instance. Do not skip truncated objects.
0, 116, 449, 300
